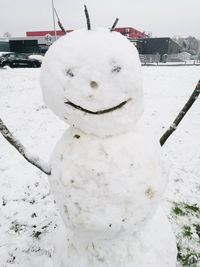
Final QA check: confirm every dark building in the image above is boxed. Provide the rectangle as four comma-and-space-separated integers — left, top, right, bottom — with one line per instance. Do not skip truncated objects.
9, 40, 39, 53
137, 37, 181, 55
0, 40, 9, 52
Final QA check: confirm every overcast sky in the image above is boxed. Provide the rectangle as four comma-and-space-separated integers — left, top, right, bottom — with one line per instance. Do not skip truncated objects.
0, 0, 199, 39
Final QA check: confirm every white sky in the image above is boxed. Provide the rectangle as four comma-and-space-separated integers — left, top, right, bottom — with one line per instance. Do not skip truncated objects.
0, 0, 199, 39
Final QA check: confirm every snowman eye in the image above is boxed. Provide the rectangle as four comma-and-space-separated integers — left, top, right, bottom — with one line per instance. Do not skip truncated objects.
112, 65, 121, 73
66, 69, 74, 77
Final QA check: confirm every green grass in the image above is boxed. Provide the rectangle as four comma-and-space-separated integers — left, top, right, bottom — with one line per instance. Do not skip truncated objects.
171, 202, 200, 266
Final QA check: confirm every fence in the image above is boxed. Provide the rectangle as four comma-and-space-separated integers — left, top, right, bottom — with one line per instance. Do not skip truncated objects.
140, 54, 200, 64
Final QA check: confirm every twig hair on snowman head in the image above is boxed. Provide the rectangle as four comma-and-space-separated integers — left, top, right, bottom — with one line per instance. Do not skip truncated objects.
110, 18, 119, 32
84, 5, 91, 30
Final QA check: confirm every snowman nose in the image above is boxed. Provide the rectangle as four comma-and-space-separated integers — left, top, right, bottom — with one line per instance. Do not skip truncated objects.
90, 80, 98, 89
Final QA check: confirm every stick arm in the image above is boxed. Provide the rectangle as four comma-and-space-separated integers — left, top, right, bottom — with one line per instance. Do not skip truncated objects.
160, 80, 200, 146
0, 118, 51, 175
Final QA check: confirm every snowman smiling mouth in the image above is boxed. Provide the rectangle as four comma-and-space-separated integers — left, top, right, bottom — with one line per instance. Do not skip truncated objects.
64, 98, 132, 115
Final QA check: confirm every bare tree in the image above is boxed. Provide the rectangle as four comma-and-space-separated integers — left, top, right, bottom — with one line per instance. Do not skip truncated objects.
3, 32, 11, 39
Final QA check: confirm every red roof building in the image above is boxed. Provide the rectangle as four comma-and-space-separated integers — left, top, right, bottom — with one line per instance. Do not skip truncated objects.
26, 27, 148, 39
115, 27, 148, 39
26, 30, 73, 37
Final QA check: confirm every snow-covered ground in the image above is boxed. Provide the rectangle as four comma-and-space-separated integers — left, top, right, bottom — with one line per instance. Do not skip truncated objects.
0, 66, 200, 266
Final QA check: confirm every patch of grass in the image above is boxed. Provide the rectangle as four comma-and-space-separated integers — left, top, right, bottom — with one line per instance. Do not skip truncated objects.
193, 224, 200, 240
185, 204, 200, 213
172, 206, 185, 216
182, 225, 192, 238
170, 202, 200, 266
178, 250, 200, 266
172, 202, 200, 217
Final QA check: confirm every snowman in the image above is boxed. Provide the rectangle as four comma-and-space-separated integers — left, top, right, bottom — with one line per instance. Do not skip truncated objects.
40, 23, 177, 266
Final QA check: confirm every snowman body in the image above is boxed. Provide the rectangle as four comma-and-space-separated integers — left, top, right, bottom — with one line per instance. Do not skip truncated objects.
49, 127, 174, 267
40, 28, 177, 266
50, 126, 166, 239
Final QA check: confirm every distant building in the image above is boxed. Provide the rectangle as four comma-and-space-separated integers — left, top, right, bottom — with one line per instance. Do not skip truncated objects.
138, 37, 181, 55
114, 27, 148, 39
26, 30, 73, 37
0, 39, 9, 52
25, 27, 148, 53
26, 30, 72, 53
134, 37, 182, 63
0, 27, 149, 54
0, 28, 182, 63
9, 39, 39, 53
26, 27, 147, 40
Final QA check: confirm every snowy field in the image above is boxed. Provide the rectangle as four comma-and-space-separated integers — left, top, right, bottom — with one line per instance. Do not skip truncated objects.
0, 66, 200, 266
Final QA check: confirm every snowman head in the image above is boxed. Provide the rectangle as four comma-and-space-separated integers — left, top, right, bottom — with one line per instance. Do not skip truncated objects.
40, 27, 143, 137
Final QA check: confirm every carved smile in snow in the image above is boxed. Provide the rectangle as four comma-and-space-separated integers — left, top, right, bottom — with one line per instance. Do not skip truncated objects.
64, 97, 132, 115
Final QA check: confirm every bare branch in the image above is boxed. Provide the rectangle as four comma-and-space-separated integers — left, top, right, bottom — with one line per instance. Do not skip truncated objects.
0, 118, 51, 175
160, 80, 200, 146
84, 5, 91, 30
54, 8, 67, 35
110, 18, 119, 32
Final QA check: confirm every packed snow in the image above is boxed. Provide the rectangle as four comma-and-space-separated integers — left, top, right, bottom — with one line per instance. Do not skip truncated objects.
41, 28, 143, 137
0, 65, 200, 267
40, 28, 176, 267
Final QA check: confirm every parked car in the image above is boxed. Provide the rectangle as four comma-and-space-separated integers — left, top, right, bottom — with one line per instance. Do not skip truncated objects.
28, 54, 44, 63
0, 53, 41, 68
